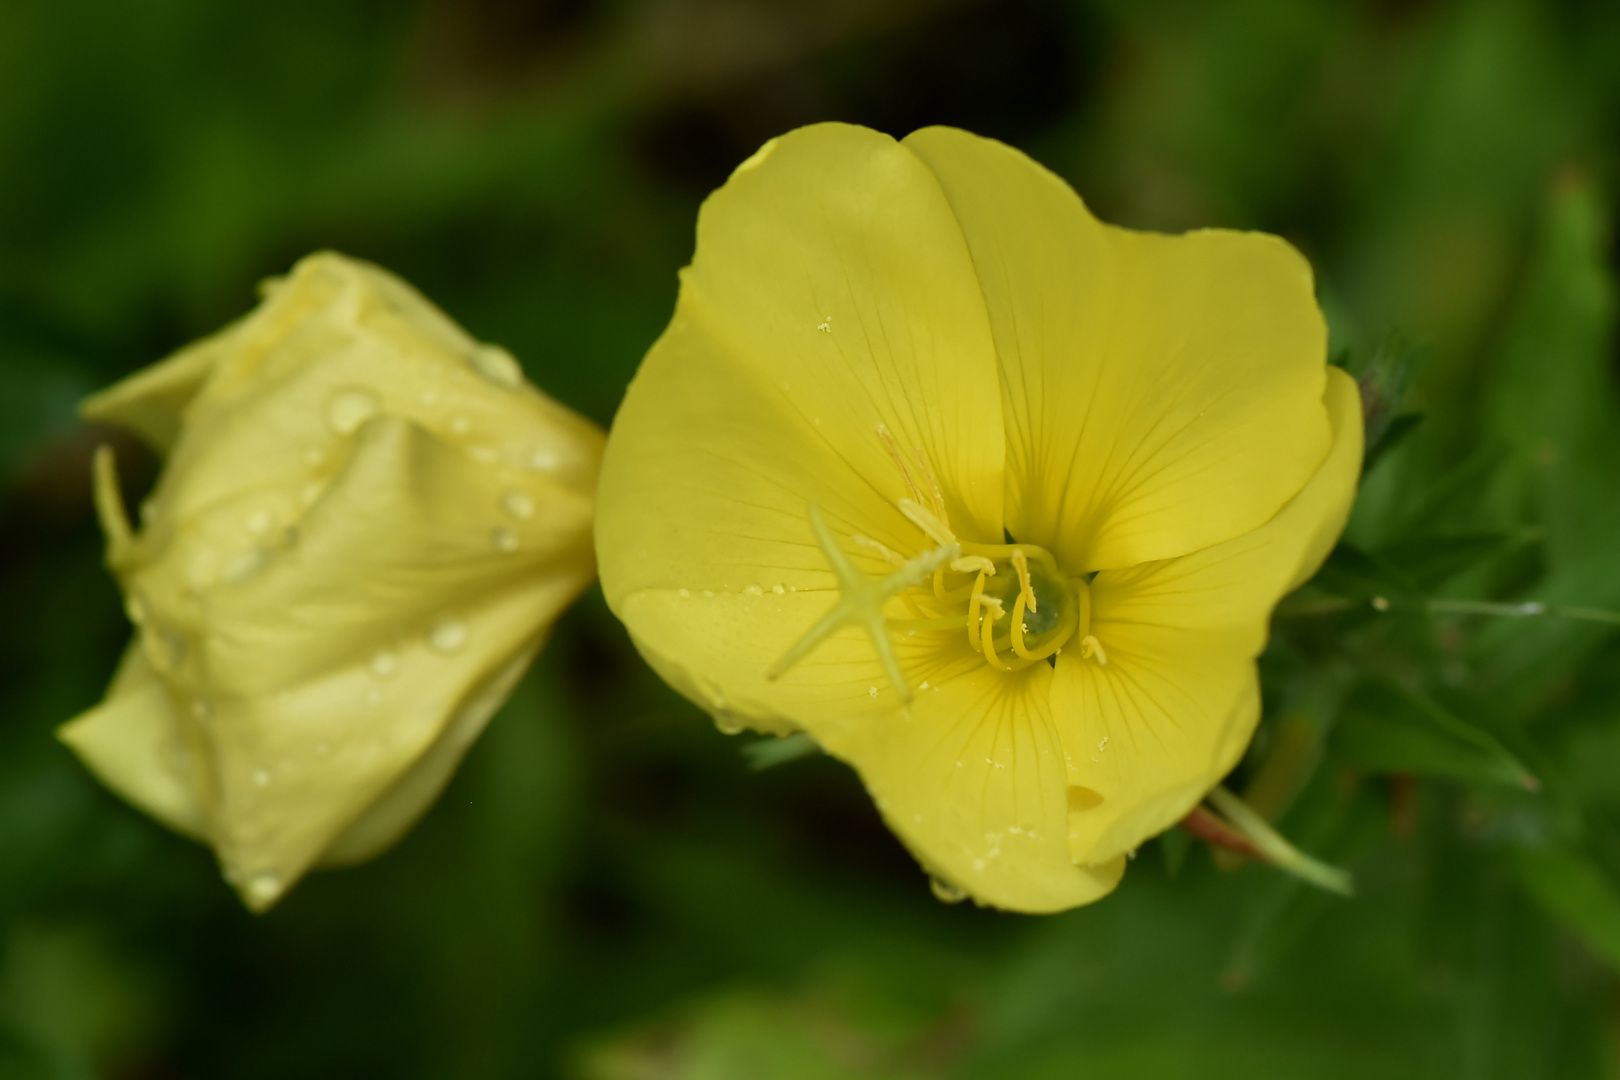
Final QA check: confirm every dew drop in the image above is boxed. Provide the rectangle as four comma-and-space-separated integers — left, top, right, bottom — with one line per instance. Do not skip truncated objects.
929, 877, 967, 904
246, 510, 272, 536
450, 416, 470, 436
314, 742, 331, 757
370, 650, 398, 678
252, 768, 271, 788
325, 387, 379, 435
744, 584, 763, 597
869, 686, 879, 699
191, 698, 212, 720
771, 584, 785, 595
468, 443, 500, 463
677, 588, 691, 598
222, 547, 269, 585
429, 617, 467, 653
470, 345, 523, 388
530, 449, 559, 471
245, 871, 283, 906
502, 490, 535, 520
492, 526, 518, 552
303, 446, 327, 467
702, 590, 715, 598
366, 688, 382, 705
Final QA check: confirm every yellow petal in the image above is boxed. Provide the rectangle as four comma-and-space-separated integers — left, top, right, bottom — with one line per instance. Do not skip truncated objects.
903, 126, 1333, 571
617, 586, 1122, 912
597, 122, 1006, 624
57, 645, 207, 839
1056, 367, 1363, 863
81, 328, 238, 453
175, 416, 593, 908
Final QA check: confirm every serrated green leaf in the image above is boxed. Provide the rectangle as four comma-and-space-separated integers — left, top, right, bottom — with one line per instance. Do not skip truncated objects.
1508, 847, 1620, 971
1332, 680, 1538, 790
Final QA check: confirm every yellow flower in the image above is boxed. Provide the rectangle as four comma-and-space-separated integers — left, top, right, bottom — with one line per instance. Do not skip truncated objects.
59, 252, 602, 911
596, 124, 1362, 913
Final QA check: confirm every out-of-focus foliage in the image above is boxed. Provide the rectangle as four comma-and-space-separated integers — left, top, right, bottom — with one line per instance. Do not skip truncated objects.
1, 1, 1618, 1077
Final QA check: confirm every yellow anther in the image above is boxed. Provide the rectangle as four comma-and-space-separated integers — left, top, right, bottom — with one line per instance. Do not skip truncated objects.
899, 498, 957, 547
1081, 635, 1108, 665
911, 446, 949, 524
1010, 549, 1037, 614
950, 555, 995, 575
850, 533, 907, 568
876, 423, 926, 507
768, 502, 957, 703
1010, 590, 1034, 659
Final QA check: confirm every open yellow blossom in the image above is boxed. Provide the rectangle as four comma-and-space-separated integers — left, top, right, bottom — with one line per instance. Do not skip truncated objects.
596, 124, 1362, 913
59, 252, 601, 911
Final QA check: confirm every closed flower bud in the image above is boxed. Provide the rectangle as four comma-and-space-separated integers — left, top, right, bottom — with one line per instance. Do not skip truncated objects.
60, 252, 602, 911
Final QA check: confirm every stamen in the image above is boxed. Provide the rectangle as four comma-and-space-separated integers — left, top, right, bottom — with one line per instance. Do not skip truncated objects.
911, 446, 949, 524
965, 568, 989, 649
980, 611, 1015, 671
1010, 590, 1034, 660
950, 555, 995, 575
899, 498, 957, 547
1081, 635, 1108, 665
875, 424, 926, 506
1010, 550, 1037, 613
850, 533, 907, 568
768, 502, 958, 703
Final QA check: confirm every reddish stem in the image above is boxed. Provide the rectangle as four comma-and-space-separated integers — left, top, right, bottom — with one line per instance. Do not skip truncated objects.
1181, 805, 1265, 861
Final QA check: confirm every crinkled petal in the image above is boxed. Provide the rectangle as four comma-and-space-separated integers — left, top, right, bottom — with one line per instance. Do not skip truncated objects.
598, 123, 1006, 638
1056, 367, 1362, 863
57, 645, 207, 839
903, 126, 1332, 571
174, 416, 593, 907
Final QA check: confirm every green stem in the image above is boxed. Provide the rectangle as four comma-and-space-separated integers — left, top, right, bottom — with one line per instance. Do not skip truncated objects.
1205, 786, 1354, 897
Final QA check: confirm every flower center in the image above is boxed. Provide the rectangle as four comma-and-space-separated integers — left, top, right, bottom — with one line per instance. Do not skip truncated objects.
765, 427, 1107, 702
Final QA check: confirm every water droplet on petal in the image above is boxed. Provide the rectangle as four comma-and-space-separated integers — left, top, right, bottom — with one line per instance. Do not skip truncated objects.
366, 688, 382, 704
222, 547, 269, 585
245, 871, 283, 906
677, 588, 691, 598
191, 698, 212, 720
246, 510, 272, 535
326, 388, 379, 435
468, 443, 499, 463
370, 650, 397, 678
529, 449, 558, 471
772, 584, 785, 595
869, 686, 879, 699
253, 768, 272, 788
744, 584, 763, 596
470, 345, 523, 388
450, 416, 470, 435
429, 618, 467, 653
502, 490, 535, 520
929, 877, 967, 903
303, 446, 327, 467
314, 742, 331, 757
492, 526, 518, 552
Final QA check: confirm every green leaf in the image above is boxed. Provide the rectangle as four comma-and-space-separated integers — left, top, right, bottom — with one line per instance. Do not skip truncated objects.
1332, 680, 1539, 791
1508, 847, 1620, 971
1361, 411, 1423, 475
1372, 532, 1510, 591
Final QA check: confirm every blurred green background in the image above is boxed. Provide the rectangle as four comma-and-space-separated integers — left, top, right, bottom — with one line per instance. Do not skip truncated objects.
3, 0, 1620, 1076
